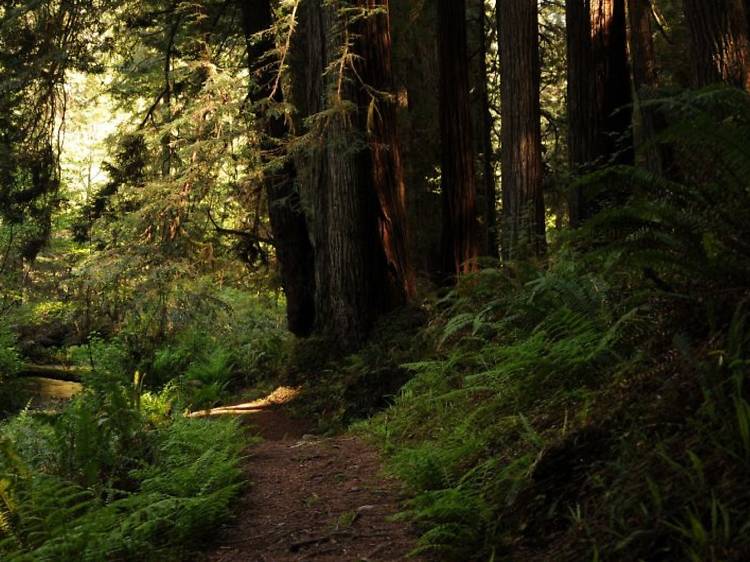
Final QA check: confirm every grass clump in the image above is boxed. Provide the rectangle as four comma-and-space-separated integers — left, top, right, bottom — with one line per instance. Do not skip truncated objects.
362, 263, 636, 560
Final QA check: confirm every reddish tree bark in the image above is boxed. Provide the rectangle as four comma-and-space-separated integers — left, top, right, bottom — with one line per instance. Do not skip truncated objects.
683, 0, 750, 91
438, 0, 480, 277
566, 0, 632, 226
286, 0, 413, 346
356, 0, 415, 304
628, 0, 657, 89
498, 0, 546, 258
627, 0, 667, 174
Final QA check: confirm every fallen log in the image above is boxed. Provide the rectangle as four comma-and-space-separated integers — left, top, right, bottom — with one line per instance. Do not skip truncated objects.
18, 364, 90, 383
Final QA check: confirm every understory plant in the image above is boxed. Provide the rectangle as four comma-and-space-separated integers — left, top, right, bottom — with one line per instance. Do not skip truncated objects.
0, 322, 22, 414
0, 371, 245, 561
361, 88, 750, 561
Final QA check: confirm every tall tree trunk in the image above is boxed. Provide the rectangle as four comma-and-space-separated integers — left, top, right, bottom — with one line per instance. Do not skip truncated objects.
566, 0, 595, 227
566, 0, 632, 226
288, 0, 412, 347
627, 0, 663, 173
628, 0, 657, 92
498, 0, 546, 259
683, 0, 750, 91
390, 1, 442, 275
468, 0, 496, 258
356, 0, 415, 304
321, 106, 373, 343
592, 0, 632, 165
438, 0, 480, 278
240, 0, 315, 337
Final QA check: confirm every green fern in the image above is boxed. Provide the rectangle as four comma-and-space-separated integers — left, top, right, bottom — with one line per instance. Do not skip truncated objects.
1, 387, 245, 561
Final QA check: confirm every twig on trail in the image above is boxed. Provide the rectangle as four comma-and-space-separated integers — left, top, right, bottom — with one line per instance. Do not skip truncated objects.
353, 532, 392, 539
366, 543, 388, 559
301, 545, 340, 559
289, 530, 354, 552
223, 527, 294, 545
298, 531, 394, 559
289, 535, 331, 552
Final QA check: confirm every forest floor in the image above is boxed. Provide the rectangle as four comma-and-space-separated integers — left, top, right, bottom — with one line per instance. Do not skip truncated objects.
197, 388, 426, 562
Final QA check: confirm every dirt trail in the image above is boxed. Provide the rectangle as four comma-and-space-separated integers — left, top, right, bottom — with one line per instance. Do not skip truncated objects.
200, 389, 426, 562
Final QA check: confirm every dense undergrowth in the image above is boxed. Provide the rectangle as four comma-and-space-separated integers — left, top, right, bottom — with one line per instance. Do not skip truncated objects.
1, 271, 286, 559
1, 408, 244, 560
311, 88, 750, 561
0, 338, 249, 560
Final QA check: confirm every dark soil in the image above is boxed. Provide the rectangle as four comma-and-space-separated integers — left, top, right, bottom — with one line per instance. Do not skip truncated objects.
200, 391, 426, 562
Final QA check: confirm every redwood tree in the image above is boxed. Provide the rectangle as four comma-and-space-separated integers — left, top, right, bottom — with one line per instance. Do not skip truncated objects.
566, 0, 632, 226
438, 0, 480, 277
288, 0, 412, 346
627, 0, 663, 173
239, 0, 315, 337
356, 0, 416, 304
498, 0, 546, 258
683, 0, 750, 91
628, 0, 657, 93
469, 0, 498, 258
